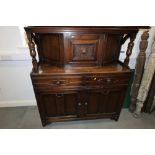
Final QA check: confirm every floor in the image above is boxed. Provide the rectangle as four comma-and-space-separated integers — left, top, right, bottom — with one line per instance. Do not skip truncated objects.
0, 106, 155, 129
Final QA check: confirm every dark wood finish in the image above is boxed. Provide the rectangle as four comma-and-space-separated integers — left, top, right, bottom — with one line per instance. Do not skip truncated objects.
25, 26, 149, 126
129, 31, 149, 112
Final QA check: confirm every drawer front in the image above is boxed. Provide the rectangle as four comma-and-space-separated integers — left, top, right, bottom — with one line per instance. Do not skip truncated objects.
32, 74, 130, 92
84, 75, 130, 86
64, 34, 106, 66
32, 75, 85, 91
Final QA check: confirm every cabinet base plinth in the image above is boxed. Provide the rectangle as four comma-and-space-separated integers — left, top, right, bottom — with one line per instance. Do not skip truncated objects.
41, 114, 120, 127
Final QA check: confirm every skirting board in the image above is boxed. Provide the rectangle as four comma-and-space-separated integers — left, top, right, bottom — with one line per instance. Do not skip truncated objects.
0, 100, 36, 107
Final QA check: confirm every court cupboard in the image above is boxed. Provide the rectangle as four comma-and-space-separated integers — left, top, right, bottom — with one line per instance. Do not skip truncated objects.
25, 26, 149, 126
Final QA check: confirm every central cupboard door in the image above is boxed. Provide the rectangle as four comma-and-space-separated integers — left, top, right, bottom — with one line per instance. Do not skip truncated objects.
41, 92, 79, 117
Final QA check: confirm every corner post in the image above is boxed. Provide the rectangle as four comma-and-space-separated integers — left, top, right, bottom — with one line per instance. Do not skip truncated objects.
26, 31, 38, 73
124, 33, 137, 66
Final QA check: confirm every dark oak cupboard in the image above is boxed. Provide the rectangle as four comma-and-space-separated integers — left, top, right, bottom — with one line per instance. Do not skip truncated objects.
25, 26, 149, 126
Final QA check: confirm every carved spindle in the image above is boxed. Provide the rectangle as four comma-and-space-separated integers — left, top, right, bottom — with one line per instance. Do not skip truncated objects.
129, 30, 149, 112
27, 33, 38, 73
124, 33, 137, 66
121, 34, 130, 45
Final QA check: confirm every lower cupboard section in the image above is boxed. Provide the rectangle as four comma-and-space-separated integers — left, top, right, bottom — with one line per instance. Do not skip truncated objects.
35, 87, 127, 126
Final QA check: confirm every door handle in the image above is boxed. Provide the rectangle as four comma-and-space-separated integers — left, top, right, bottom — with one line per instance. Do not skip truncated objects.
78, 102, 82, 106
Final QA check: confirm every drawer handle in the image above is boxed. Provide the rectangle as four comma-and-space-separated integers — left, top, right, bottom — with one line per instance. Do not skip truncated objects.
102, 90, 110, 95
93, 77, 97, 81
84, 102, 88, 106
56, 94, 64, 98
54, 80, 67, 86
56, 81, 61, 85
106, 78, 112, 83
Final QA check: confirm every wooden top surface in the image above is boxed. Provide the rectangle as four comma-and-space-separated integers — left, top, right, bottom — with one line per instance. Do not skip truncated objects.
25, 26, 150, 34
32, 62, 132, 76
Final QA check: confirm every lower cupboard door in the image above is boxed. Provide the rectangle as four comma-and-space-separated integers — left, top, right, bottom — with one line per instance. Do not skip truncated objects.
40, 92, 79, 117
85, 88, 126, 116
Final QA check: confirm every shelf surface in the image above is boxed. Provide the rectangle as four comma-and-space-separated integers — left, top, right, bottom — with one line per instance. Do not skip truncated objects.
32, 62, 132, 76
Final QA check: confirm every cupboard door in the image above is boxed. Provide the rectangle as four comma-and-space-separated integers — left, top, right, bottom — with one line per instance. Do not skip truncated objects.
64, 33, 106, 66
40, 92, 79, 117
86, 88, 126, 116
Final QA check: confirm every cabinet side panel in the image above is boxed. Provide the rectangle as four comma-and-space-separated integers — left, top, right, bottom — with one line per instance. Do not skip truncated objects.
39, 34, 63, 65
103, 34, 122, 64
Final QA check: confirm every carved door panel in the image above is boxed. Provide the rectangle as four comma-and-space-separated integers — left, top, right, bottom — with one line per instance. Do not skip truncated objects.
64, 33, 106, 66
85, 88, 126, 117
40, 92, 79, 117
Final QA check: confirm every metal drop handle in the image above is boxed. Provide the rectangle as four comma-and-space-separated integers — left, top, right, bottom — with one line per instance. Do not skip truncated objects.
56, 94, 63, 98
85, 102, 88, 106
106, 78, 111, 83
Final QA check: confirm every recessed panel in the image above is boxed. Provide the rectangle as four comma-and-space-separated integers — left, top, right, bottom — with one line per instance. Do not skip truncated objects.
72, 43, 96, 61
65, 33, 104, 66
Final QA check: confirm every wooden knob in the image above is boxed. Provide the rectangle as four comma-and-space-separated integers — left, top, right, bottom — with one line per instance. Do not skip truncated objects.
80, 48, 87, 54
56, 81, 61, 85
78, 103, 81, 106
85, 102, 88, 106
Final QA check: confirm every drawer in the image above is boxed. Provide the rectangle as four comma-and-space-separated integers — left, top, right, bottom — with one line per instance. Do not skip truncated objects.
32, 74, 130, 92
32, 75, 85, 91
84, 75, 130, 86
64, 34, 105, 66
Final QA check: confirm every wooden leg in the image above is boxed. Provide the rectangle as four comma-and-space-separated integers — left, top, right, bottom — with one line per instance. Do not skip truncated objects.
111, 115, 119, 121
40, 117, 48, 127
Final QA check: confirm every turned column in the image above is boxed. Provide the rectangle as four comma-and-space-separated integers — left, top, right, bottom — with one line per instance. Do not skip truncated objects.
134, 36, 155, 116
129, 30, 149, 112
26, 32, 38, 73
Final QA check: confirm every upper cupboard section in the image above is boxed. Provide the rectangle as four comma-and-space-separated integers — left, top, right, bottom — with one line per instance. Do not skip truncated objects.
34, 32, 122, 66
25, 26, 147, 67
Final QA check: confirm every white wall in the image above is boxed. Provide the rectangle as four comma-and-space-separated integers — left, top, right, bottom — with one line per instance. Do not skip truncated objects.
0, 26, 22, 50
0, 26, 154, 107
0, 26, 36, 107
